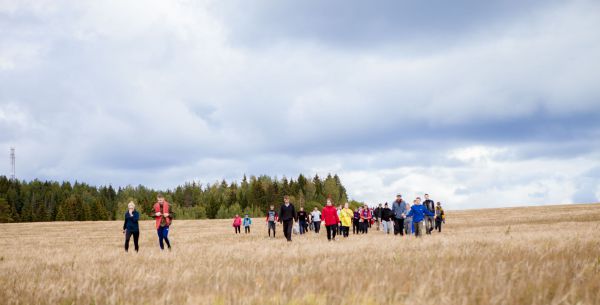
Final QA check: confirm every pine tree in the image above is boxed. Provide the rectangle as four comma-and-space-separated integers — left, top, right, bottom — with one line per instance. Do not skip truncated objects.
0, 198, 13, 223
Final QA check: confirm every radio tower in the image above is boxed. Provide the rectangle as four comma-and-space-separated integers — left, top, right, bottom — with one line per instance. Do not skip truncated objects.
10, 147, 15, 181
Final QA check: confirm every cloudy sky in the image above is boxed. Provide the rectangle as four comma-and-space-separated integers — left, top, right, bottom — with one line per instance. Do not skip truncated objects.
1, 0, 599, 209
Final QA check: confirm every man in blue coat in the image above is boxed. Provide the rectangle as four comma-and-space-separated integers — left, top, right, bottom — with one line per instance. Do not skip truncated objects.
406, 197, 435, 237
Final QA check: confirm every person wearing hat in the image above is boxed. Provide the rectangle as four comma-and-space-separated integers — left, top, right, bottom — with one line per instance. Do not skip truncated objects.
391, 194, 408, 236
123, 201, 140, 252
243, 214, 252, 234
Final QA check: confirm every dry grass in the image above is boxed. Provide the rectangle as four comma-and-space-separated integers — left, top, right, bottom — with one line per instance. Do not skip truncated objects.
1, 203, 600, 305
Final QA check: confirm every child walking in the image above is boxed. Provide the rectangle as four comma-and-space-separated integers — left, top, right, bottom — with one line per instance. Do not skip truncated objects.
243, 214, 252, 234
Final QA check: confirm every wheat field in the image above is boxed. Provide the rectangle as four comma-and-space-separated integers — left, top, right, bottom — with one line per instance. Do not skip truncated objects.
1, 203, 599, 305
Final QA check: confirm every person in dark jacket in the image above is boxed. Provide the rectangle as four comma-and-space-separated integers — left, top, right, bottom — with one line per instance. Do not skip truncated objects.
123, 201, 140, 252
423, 194, 435, 234
352, 209, 360, 234
297, 207, 308, 235
406, 197, 435, 237
374, 203, 383, 231
279, 195, 297, 242
381, 203, 393, 234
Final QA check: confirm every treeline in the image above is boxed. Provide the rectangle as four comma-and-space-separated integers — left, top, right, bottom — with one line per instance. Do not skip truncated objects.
0, 174, 360, 223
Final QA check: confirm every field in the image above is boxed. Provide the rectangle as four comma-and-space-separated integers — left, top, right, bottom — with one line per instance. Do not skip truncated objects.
1, 203, 600, 305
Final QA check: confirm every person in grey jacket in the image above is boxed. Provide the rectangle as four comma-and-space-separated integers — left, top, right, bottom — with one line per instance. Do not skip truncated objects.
391, 194, 408, 236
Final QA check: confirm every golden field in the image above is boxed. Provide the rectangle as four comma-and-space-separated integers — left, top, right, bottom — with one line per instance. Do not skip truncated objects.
1, 203, 599, 305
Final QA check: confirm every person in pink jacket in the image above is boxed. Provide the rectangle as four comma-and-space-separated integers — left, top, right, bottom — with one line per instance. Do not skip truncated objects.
322, 197, 340, 241
232, 214, 242, 234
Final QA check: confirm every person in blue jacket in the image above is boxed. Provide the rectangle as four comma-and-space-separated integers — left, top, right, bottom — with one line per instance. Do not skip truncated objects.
123, 201, 140, 252
243, 214, 252, 234
406, 197, 435, 238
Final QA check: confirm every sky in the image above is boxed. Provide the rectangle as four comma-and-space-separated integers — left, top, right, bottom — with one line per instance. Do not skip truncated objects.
1, 0, 599, 210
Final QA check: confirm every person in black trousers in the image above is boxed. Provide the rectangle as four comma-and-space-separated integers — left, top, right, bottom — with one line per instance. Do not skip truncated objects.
279, 195, 297, 242
123, 201, 140, 252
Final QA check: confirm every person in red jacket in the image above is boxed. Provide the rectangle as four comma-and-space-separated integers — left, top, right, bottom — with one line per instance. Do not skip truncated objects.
232, 214, 242, 234
322, 197, 340, 241
153, 194, 172, 250
360, 204, 372, 234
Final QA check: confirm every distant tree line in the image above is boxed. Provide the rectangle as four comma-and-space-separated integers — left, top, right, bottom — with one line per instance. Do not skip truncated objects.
0, 174, 363, 223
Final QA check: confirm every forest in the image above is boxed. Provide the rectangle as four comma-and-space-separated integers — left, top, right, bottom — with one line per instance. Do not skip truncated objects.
0, 174, 362, 222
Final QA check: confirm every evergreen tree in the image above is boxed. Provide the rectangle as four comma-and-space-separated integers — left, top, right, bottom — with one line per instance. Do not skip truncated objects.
0, 197, 13, 223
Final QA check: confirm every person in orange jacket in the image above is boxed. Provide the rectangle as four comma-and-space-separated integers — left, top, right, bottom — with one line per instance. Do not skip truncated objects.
153, 194, 172, 250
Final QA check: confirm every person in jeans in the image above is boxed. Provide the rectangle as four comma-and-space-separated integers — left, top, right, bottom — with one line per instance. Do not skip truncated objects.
153, 194, 172, 250
380, 202, 393, 234
391, 194, 408, 236
123, 201, 140, 252
310, 207, 321, 233
406, 197, 435, 237
404, 200, 413, 235
322, 197, 340, 241
297, 207, 308, 235
423, 194, 435, 234
266, 205, 278, 238
279, 195, 297, 242
434, 202, 445, 233
233, 214, 242, 234
339, 202, 353, 238
243, 214, 252, 234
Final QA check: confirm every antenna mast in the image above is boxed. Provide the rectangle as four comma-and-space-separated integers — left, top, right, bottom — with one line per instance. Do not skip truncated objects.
10, 147, 15, 181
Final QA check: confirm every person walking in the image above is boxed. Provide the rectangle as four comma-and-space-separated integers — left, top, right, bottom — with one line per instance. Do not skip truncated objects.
297, 207, 308, 235
435, 202, 445, 233
339, 202, 354, 238
374, 204, 383, 231
391, 194, 408, 236
311, 207, 322, 234
360, 204, 371, 234
404, 200, 413, 235
423, 194, 435, 234
266, 205, 278, 238
381, 202, 393, 234
406, 197, 435, 237
322, 197, 340, 241
233, 214, 242, 234
153, 194, 172, 250
243, 214, 252, 234
279, 195, 297, 242
353, 208, 360, 234
123, 201, 140, 252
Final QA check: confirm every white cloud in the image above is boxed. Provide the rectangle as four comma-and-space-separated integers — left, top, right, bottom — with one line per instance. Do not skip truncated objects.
0, 0, 599, 208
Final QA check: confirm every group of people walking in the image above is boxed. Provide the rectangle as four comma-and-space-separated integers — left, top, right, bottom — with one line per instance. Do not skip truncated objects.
122, 193, 446, 252
122, 193, 173, 252
233, 193, 446, 242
